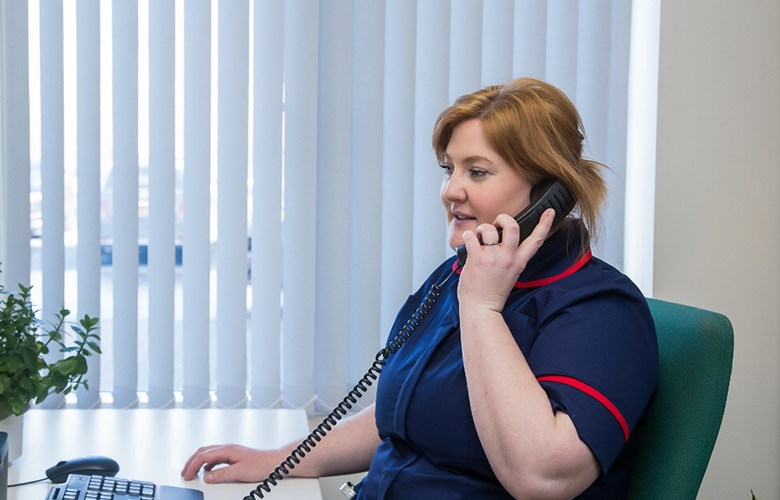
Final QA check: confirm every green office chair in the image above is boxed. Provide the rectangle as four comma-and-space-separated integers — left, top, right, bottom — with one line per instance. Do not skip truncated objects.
627, 298, 734, 499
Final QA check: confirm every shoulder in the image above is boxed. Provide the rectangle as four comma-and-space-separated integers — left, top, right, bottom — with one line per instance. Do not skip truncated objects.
520, 255, 658, 375
507, 255, 650, 318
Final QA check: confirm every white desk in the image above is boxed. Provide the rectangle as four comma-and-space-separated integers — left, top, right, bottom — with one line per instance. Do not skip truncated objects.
9, 408, 323, 500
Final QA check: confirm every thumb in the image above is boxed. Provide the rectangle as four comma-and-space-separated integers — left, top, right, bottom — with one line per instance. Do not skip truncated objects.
204, 466, 232, 484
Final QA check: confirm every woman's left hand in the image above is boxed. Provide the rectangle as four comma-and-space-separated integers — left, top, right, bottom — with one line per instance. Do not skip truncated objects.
458, 208, 556, 312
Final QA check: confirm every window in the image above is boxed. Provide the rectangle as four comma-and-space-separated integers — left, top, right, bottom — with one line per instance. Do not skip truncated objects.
5, 0, 651, 412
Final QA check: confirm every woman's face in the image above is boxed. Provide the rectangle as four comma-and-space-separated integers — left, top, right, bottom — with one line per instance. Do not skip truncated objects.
440, 119, 533, 250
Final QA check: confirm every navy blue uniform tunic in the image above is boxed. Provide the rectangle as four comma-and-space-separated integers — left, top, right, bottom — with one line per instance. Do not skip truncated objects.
356, 222, 659, 499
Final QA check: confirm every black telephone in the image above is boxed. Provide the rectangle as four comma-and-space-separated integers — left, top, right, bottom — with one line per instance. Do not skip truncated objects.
455, 178, 575, 267
245, 179, 575, 500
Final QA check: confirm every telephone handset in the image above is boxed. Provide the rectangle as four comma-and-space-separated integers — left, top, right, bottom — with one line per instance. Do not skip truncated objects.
455, 178, 575, 267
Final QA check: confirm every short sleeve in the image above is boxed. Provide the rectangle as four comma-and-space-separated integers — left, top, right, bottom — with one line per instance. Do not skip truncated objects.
519, 291, 658, 473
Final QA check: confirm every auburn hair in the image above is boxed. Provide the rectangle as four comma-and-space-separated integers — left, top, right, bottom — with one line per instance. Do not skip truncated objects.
432, 78, 607, 244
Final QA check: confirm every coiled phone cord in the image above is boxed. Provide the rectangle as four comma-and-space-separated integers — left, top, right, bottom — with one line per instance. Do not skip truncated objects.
244, 267, 457, 500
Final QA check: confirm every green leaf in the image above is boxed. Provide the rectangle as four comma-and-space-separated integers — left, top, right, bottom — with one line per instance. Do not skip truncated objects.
6, 356, 22, 372
76, 356, 88, 375
21, 348, 38, 372
56, 357, 78, 376
87, 341, 102, 354
82, 314, 99, 327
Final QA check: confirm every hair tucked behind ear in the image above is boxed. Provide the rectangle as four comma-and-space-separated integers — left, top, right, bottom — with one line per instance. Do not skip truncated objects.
432, 78, 608, 246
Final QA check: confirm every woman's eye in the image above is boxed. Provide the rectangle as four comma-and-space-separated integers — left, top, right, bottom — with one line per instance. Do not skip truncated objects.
440, 164, 453, 176
469, 168, 487, 178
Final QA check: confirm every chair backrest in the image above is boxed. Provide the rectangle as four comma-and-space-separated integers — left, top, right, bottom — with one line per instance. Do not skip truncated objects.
626, 298, 734, 500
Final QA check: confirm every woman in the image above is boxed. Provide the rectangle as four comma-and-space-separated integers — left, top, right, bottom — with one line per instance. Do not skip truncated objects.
181, 78, 659, 500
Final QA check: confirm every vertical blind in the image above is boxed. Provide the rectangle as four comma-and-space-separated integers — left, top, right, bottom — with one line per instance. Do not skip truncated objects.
38, 0, 65, 409
2, 0, 636, 412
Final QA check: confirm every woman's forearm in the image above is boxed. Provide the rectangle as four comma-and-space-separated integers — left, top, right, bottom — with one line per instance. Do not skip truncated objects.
282, 404, 381, 478
460, 307, 599, 500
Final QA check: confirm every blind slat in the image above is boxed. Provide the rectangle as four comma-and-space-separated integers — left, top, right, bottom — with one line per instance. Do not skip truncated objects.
215, 0, 250, 408
1, 1, 31, 292
39, 0, 66, 410
624, 0, 661, 295
449, 0, 482, 101
576, 0, 616, 265
412, 0, 451, 287
380, 0, 416, 339
481, 0, 514, 86
112, 0, 140, 409
601, 0, 632, 270
512, 0, 547, 80
575, 0, 611, 160
346, 0, 384, 402
182, 0, 212, 409
75, 0, 102, 409
148, 0, 176, 409
545, 0, 579, 100
282, 0, 319, 411
249, 0, 284, 408
313, 0, 351, 412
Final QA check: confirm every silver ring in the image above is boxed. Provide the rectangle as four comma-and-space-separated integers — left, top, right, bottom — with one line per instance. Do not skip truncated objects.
483, 241, 500, 246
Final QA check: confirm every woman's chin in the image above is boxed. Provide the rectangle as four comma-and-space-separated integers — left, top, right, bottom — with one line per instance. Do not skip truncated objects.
448, 235, 464, 250
448, 220, 476, 249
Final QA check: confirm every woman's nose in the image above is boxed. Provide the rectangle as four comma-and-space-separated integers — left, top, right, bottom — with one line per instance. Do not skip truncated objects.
442, 172, 465, 202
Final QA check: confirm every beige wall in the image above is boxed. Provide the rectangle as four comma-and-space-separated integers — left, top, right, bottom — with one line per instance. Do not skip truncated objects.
654, 0, 780, 498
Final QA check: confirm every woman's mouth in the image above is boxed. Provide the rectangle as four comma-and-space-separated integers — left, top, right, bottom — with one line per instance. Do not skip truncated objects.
451, 213, 476, 227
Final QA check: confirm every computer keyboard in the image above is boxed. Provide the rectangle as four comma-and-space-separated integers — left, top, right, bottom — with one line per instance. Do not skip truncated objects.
44, 474, 204, 500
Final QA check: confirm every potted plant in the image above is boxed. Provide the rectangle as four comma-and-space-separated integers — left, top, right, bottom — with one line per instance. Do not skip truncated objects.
0, 279, 101, 460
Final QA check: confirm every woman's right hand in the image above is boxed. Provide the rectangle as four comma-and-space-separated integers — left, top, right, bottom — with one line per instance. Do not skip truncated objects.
181, 405, 380, 484
181, 443, 285, 484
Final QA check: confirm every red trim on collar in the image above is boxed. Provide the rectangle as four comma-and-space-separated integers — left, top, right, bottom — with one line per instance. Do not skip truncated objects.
514, 250, 592, 288
538, 375, 630, 443
452, 249, 592, 289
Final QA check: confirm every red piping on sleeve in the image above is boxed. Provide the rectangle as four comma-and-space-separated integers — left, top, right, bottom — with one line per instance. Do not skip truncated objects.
537, 375, 630, 443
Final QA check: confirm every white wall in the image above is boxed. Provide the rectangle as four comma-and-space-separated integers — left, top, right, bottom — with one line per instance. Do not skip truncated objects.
653, 0, 780, 498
